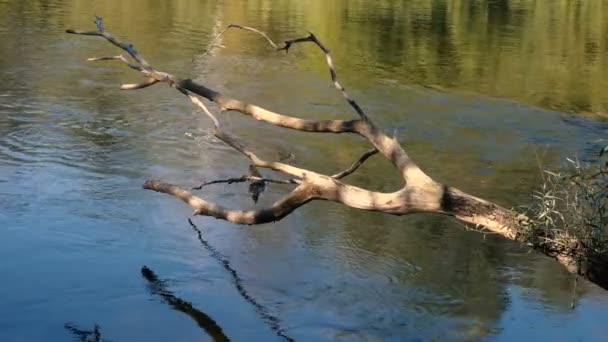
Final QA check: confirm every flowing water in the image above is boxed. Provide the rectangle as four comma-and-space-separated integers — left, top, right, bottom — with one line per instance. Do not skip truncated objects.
1, 1, 608, 341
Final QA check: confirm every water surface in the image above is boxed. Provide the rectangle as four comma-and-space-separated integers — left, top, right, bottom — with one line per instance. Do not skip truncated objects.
1, 1, 607, 341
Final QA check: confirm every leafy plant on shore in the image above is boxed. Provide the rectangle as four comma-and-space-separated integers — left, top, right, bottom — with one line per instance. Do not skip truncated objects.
526, 145, 608, 268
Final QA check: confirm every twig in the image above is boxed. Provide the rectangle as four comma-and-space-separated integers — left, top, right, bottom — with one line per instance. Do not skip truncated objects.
192, 176, 298, 190
181, 88, 221, 128
120, 77, 159, 90
278, 33, 369, 121
202, 24, 278, 57
332, 148, 378, 179
144, 180, 312, 224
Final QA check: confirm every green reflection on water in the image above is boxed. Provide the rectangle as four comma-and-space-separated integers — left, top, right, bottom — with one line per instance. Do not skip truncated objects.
293, 0, 608, 119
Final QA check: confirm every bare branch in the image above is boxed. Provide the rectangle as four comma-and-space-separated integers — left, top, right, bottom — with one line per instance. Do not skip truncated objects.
68, 17, 157, 74
65, 29, 102, 36
181, 89, 221, 128
279, 33, 369, 121
208, 128, 310, 178
68, 18, 349, 182
332, 148, 379, 179
178, 79, 361, 133
179, 73, 427, 183
67, 17, 432, 208
192, 176, 298, 190
87, 55, 121, 61
202, 24, 277, 57
67, 17, 429, 194
229, 24, 278, 48
177, 80, 426, 183
169, 81, 305, 180
87, 54, 143, 71
120, 78, 159, 90
276, 35, 308, 53
179, 83, 304, 182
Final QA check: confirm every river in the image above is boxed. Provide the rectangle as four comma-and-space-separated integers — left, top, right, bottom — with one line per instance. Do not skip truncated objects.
1, 0, 607, 341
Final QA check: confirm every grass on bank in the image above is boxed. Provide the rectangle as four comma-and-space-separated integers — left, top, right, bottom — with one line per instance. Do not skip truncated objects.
525, 145, 608, 268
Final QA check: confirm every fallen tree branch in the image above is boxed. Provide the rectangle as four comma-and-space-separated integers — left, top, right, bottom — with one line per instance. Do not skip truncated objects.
67, 17, 608, 290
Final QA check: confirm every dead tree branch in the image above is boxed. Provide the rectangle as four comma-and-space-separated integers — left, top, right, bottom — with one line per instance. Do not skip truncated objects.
66, 17, 608, 290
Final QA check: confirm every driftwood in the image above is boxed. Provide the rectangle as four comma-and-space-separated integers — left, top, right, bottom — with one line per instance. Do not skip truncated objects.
66, 17, 607, 290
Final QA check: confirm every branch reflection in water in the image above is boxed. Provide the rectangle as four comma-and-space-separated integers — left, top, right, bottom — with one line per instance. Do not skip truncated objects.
141, 265, 230, 342
188, 218, 294, 341
64, 322, 104, 342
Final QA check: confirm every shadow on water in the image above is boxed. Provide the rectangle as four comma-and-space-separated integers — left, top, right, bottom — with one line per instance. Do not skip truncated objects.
66, 256, 291, 342
188, 218, 294, 341
64, 266, 229, 342
140, 266, 230, 342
